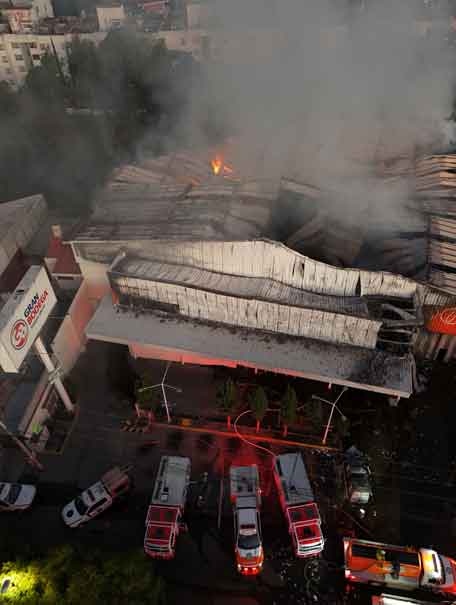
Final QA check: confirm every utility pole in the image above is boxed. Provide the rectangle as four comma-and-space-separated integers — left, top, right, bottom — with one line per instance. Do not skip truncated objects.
138, 361, 182, 424
0, 421, 44, 471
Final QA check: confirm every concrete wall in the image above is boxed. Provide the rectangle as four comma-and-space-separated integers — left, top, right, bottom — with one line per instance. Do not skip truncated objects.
74, 257, 111, 302
51, 280, 96, 374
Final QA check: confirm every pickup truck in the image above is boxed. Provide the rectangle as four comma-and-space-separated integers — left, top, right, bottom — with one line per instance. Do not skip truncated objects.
62, 466, 131, 528
0, 482, 36, 511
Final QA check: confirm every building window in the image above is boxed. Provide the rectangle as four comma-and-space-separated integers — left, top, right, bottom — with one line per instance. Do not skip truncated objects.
12, 43, 20, 49
32, 54, 40, 60
39, 43, 47, 51
0, 45, 4, 50
29, 42, 37, 48
18, 66, 26, 72
2, 57, 8, 63
6, 68, 12, 74
15, 55, 23, 61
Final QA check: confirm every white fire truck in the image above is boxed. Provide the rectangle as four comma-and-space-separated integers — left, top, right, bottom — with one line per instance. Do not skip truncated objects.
344, 538, 456, 597
273, 452, 324, 558
144, 456, 191, 559
230, 464, 264, 575
62, 466, 131, 528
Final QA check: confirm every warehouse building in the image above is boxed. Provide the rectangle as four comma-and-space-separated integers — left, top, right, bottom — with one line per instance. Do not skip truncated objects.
55, 153, 449, 400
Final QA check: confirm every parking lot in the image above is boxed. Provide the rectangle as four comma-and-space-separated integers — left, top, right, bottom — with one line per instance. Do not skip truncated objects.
1, 343, 456, 604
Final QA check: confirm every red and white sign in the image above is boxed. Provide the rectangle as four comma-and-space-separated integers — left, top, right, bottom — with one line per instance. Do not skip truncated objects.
0, 267, 57, 373
10, 319, 29, 350
426, 306, 456, 336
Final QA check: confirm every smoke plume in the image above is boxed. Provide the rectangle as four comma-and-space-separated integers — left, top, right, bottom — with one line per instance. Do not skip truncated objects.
192, 0, 455, 234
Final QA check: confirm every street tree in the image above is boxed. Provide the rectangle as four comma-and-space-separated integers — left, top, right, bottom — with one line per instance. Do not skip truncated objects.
135, 372, 160, 415
67, 38, 101, 108
0, 545, 166, 604
23, 52, 67, 107
249, 386, 268, 433
281, 384, 298, 437
216, 377, 238, 429
0, 81, 17, 116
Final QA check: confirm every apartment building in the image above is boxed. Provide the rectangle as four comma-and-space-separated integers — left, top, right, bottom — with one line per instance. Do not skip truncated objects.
1, 0, 53, 34
95, 4, 125, 32
0, 31, 106, 86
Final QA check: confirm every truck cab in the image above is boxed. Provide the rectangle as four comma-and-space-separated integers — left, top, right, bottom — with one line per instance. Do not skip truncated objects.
419, 548, 456, 595
0, 482, 36, 511
62, 466, 131, 528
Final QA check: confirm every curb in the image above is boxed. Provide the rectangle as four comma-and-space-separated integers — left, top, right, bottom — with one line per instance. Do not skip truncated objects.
147, 420, 339, 452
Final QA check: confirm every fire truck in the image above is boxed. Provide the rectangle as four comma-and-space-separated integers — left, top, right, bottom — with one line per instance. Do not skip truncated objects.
230, 464, 264, 575
273, 452, 324, 557
344, 538, 456, 597
144, 456, 191, 559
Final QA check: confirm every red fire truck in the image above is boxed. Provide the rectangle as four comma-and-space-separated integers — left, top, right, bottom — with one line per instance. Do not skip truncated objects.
144, 456, 191, 559
273, 452, 324, 558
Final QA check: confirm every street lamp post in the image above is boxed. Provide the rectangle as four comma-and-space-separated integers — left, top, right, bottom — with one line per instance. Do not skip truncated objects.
313, 387, 348, 446
138, 361, 182, 424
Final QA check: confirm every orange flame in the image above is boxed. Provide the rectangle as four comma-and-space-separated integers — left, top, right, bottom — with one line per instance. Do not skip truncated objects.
211, 157, 222, 175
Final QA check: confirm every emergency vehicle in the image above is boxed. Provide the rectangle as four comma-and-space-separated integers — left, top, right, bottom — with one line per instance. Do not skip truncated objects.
273, 452, 324, 557
0, 482, 36, 511
62, 466, 131, 527
144, 456, 191, 559
372, 595, 444, 605
230, 464, 264, 575
344, 538, 456, 597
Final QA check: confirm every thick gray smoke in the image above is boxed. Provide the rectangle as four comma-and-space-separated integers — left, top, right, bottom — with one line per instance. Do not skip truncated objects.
193, 0, 455, 231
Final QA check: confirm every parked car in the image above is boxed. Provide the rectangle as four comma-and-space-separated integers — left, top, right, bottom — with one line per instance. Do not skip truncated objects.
62, 466, 132, 528
0, 482, 36, 511
344, 446, 373, 506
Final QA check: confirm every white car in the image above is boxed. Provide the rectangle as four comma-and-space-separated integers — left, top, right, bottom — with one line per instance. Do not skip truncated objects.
62, 467, 131, 528
62, 481, 113, 528
0, 482, 36, 511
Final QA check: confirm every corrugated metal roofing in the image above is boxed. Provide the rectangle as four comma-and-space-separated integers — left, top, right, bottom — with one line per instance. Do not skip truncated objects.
110, 256, 370, 318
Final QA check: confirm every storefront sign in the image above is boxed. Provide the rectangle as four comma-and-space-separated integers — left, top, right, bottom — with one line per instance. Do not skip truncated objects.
0, 267, 57, 373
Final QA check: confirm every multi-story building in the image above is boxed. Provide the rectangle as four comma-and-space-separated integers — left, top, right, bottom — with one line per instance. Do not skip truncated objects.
0, 31, 106, 87
1, 0, 53, 33
95, 4, 125, 32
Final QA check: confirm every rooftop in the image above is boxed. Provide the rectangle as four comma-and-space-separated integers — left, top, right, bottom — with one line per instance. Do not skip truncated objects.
87, 295, 413, 398
110, 255, 369, 318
